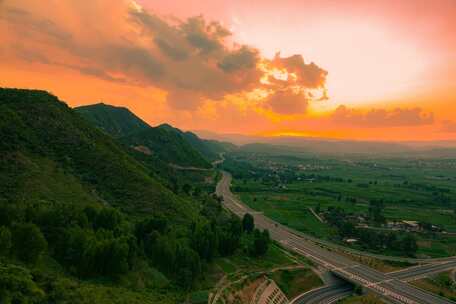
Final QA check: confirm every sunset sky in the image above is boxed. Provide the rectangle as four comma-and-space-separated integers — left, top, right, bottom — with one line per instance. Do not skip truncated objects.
1, 0, 455, 141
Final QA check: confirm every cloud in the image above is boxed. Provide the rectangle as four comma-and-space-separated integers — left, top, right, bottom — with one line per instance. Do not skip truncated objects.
180, 16, 230, 54
0, 6, 72, 43
154, 37, 189, 61
331, 105, 434, 127
263, 89, 309, 115
218, 46, 259, 72
0, 0, 327, 113
268, 53, 328, 89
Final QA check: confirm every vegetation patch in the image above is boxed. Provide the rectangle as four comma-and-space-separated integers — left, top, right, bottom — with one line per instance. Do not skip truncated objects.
412, 271, 456, 302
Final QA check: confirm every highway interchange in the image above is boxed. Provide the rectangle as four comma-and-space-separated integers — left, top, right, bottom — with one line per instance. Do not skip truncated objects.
216, 171, 456, 304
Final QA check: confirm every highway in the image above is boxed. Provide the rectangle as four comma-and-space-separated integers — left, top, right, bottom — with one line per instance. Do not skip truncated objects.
388, 260, 456, 281
290, 283, 353, 304
216, 171, 456, 304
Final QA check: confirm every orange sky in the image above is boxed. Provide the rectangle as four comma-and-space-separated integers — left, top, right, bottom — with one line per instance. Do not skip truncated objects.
1, 0, 456, 141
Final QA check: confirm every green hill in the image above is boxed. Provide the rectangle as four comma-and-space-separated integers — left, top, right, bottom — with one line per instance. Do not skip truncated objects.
0, 89, 189, 217
75, 103, 150, 137
75, 104, 213, 168
121, 127, 211, 168
0, 88, 253, 303
158, 124, 236, 162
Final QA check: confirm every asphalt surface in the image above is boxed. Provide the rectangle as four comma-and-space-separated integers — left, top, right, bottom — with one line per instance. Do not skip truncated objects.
216, 171, 456, 304
291, 284, 353, 304
388, 260, 456, 281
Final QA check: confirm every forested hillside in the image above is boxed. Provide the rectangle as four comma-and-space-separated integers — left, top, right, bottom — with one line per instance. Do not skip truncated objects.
159, 124, 236, 162
76, 104, 212, 168
121, 127, 211, 168
75, 103, 150, 137
0, 88, 264, 304
75, 103, 236, 168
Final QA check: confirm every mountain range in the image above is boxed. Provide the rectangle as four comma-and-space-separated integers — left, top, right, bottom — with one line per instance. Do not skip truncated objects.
75, 103, 235, 168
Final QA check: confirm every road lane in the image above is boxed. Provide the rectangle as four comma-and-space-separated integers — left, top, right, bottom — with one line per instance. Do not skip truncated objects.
291, 284, 353, 304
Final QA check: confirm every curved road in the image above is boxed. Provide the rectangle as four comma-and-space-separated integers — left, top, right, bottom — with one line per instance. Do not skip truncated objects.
216, 171, 456, 304
291, 284, 353, 304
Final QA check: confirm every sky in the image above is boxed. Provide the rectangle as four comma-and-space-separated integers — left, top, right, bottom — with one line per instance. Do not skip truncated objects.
1, 0, 456, 141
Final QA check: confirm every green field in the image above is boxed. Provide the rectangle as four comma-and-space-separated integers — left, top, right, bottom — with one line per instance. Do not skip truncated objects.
223, 152, 456, 258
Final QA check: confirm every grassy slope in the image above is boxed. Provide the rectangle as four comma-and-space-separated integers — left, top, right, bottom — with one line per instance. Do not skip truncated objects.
207, 244, 321, 304
271, 268, 323, 299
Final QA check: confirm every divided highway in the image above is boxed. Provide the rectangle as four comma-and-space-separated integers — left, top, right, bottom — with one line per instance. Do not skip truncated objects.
216, 171, 456, 304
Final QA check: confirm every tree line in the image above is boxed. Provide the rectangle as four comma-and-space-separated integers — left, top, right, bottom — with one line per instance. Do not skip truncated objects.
0, 197, 271, 298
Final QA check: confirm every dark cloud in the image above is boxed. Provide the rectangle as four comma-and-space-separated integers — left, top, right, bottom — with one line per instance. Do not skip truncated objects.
332, 105, 434, 127
218, 46, 259, 72
128, 8, 263, 105
264, 89, 309, 115
2, 0, 327, 113
154, 37, 189, 61
180, 16, 230, 54
74, 66, 128, 84
1, 6, 72, 43
104, 45, 164, 81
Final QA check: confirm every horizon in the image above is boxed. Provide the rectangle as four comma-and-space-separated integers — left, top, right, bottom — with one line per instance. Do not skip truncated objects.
76, 100, 456, 147
1, 0, 456, 141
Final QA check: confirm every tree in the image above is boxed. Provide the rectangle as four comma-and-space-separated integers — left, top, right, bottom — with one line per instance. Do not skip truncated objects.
175, 245, 201, 288
95, 208, 122, 231
242, 213, 254, 233
0, 226, 11, 256
182, 183, 192, 195
103, 239, 130, 276
368, 200, 385, 224
218, 216, 242, 256
12, 223, 47, 264
251, 229, 270, 256
193, 187, 202, 197
0, 204, 22, 227
0, 264, 45, 303
191, 221, 217, 261
400, 234, 418, 256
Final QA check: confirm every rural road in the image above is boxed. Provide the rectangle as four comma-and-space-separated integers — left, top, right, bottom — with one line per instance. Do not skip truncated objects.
216, 171, 456, 304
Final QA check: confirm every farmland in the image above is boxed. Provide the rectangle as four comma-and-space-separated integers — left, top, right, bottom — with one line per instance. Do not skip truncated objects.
222, 150, 456, 258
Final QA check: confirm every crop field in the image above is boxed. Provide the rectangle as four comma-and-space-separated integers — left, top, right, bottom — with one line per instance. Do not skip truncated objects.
223, 151, 456, 257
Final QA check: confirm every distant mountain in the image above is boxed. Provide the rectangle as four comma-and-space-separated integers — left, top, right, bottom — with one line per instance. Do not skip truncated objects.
0, 88, 191, 216
195, 130, 456, 157
75, 103, 150, 137
159, 124, 236, 161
